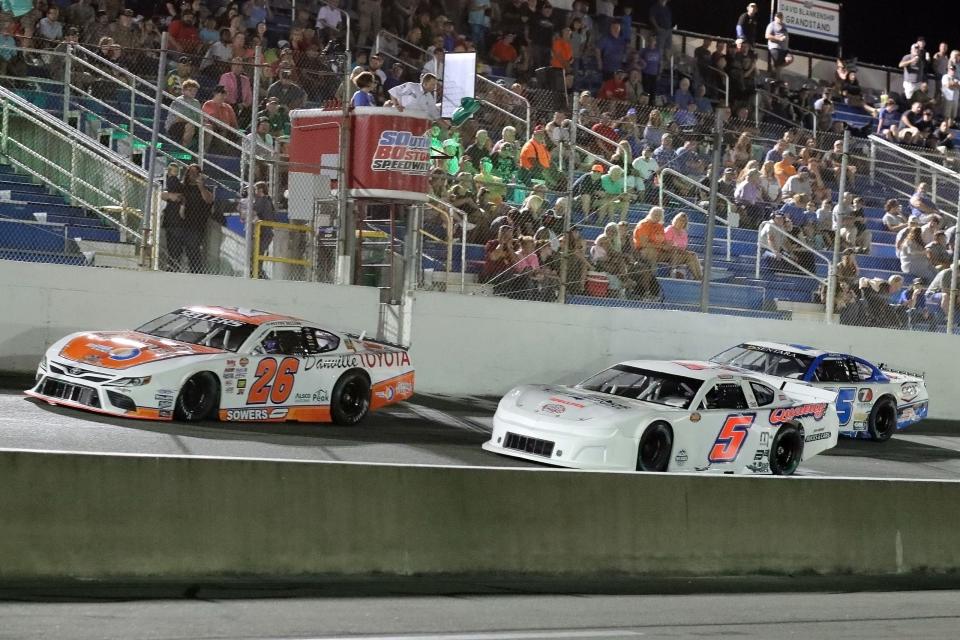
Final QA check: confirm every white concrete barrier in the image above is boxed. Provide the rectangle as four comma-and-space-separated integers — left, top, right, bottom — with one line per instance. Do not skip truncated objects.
0, 260, 380, 373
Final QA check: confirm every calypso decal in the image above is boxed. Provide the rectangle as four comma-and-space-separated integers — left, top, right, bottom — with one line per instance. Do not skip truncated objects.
769, 403, 828, 425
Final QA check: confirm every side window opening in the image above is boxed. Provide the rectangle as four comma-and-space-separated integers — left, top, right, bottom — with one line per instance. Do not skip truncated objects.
702, 383, 749, 410
750, 382, 775, 406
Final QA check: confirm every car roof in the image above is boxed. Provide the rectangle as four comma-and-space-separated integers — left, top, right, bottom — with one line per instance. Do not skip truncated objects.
740, 341, 831, 358
618, 360, 748, 382
183, 306, 305, 326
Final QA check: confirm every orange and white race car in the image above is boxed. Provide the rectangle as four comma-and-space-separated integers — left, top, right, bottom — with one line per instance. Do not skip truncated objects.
26, 306, 414, 424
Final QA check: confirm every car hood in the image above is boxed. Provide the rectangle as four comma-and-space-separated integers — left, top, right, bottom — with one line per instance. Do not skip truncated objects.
57, 331, 223, 370
504, 384, 674, 422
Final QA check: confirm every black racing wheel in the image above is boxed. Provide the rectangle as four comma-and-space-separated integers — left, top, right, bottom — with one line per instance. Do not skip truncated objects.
330, 369, 371, 425
635, 422, 673, 472
769, 423, 804, 476
868, 396, 897, 442
175, 372, 220, 421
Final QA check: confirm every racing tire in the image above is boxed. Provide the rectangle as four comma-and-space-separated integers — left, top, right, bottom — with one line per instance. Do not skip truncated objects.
635, 422, 673, 472
330, 369, 371, 426
868, 396, 897, 443
174, 372, 220, 422
769, 424, 804, 476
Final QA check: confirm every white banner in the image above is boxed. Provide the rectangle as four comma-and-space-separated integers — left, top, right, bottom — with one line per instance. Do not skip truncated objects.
441, 52, 477, 119
778, 0, 840, 43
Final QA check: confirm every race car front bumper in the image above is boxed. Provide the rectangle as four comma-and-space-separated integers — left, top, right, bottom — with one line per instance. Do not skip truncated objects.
26, 366, 169, 421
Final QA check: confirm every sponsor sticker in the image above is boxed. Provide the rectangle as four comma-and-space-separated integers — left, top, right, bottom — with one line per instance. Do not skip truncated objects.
237, 379, 247, 390
759, 432, 771, 446
312, 389, 329, 403
88, 344, 112, 353
295, 393, 312, 402
371, 130, 430, 173
858, 388, 874, 403
674, 450, 688, 466
549, 396, 586, 409
239, 358, 249, 367
540, 403, 565, 415
901, 382, 919, 402
375, 386, 396, 402
177, 309, 245, 327
108, 347, 142, 361
805, 431, 831, 442
768, 403, 828, 425
225, 407, 289, 421
397, 382, 413, 396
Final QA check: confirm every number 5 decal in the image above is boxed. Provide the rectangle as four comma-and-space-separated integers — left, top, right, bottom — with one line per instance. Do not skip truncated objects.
248, 357, 299, 405
834, 387, 856, 426
708, 414, 756, 463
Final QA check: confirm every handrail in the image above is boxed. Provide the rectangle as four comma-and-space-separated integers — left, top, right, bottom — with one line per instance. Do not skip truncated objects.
575, 123, 627, 194
477, 76, 531, 140
754, 221, 829, 284
754, 89, 818, 137
426, 193, 469, 294
706, 65, 730, 108
658, 168, 733, 225
658, 168, 733, 262
0, 84, 148, 242
868, 134, 960, 224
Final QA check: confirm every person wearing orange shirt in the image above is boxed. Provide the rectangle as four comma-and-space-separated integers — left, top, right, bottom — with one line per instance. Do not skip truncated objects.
633, 206, 693, 275
519, 125, 552, 185
551, 27, 573, 72
201, 85, 239, 154
490, 32, 519, 76
773, 150, 797, 188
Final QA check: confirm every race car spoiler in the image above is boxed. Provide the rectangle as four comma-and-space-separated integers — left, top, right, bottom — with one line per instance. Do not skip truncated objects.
878, 364, 925, 379
346, 333, 410, 352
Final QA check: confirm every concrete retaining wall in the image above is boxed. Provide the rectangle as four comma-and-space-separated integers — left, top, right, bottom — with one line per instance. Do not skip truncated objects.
407, 290, 960, 419
0, 261, 380, 373
1, 450, 958, 581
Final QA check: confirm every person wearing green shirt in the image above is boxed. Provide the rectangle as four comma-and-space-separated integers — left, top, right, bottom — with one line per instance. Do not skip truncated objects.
598, 165, 629, 224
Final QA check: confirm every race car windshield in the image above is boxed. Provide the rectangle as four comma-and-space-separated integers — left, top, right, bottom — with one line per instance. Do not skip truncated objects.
711, 344, 814, 379
579, 365, 702, 409
136, 310, 257, 352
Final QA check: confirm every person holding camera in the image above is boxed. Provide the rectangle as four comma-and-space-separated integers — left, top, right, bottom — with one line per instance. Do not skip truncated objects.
177, 164, 215, 274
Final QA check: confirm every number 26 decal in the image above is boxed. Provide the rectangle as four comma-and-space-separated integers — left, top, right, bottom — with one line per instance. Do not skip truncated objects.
247, 357, 299, 405
708, 414, 756, 463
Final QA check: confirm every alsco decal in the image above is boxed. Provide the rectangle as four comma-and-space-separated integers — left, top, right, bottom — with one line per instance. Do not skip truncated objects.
371, 130, 430, 174
769, 403, 828, 425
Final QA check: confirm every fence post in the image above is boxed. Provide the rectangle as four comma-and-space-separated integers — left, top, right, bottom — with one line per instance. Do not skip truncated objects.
336, 54, 354, 285
244, 46, 263, 279
948, 190, 960, 334
559, 92, 578, 305
825, 129, 850, 324
140, 32, 168, 270
1, 99, 7, 155
404, 202, 422, 293
62, 45, 72, 124
702, 110, 723, 313
869, 138, 875, 186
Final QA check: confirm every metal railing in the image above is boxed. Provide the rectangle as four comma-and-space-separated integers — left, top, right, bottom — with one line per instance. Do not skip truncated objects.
0, 84, 149, 243
867, 134, 960, 225
754, 222, 830, 286
252, 219, 312, 279
658, 168, 734, 261
425, 194, 469, 294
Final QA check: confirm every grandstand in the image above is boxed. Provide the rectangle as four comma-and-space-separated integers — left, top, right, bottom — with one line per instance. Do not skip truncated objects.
0, 0, 958, 332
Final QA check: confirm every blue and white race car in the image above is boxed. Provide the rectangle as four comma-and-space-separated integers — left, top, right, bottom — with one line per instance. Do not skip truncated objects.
710, 342, 928, 441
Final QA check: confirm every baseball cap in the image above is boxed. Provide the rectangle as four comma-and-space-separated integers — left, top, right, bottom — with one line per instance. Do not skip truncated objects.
214, 84, 226, 94
278, 40, 291, 49
179, 56, 191, 63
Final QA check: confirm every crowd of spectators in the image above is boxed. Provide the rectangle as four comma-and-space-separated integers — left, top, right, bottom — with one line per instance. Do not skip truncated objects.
1, 0, 957, 322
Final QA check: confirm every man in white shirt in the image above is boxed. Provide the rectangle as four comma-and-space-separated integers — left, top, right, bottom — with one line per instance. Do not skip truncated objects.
422, 47, 443, 77
388, 73, 440, 120
316, 0, 342, 33
942, 64, 959, 124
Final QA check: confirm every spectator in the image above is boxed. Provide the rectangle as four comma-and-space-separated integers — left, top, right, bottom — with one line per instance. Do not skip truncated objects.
758, 211, 797, 271
201, 85, 238, 154
387, 72, 440, 120
244, 117, 275, 183
591, 111, 619, 154
632, 206, 683, 274
735, 168, 767, 227
316, 0, 344, 33
900, 42, 923, 100
202, 29, 234, 73
384, 62, 406, 92
883, 199, 910, 232
624, 68, 645, 103
64, 0, 95, 37
901, 104, 937, 147
519, 125, 554, 186
653, 133, 676, 168
897, 225, 937, 283
596, 165, 628, 223
166, 57, 196, 96
875, 98, 901, 140
37, 6, 63, 46
773, 150, 797, 187
926, 230, 952, 270
632, 146, 659, 190
572, 163, 605, 217
943, 64, 959, 125
176, 164, 215, 273
663, 212, 703, 279
169, 11, 202, 54
351, 71, 377, 106
108, 8, 140, 50
642, 110, 666, 149
909, 182, 942, 221
551, 26, 574, 73
251, 181, 280, 278
921, 214, 942, 245
673, 77, 693, 109
716, 166, 738, 200
933, 120, 956, 153
597, 69, 627, 100
926, 263, 959, 314
782, 168, 812, 200
725, 132, 753, 172
160, 163, 184, 272
165, 79, 202, 148
490, 32, 520, 74
899, 278, 935, 330
464, 129, 493, 169
649, 0, 673, 63
219, 58, 253, 127
736, 3, 759, 45
765, 139, 787, 164
422, 46, 444, 76
765, 11, 792, 79
836, 248, 860, 290
481, 224, 520, 293
639, 36, 662, 98
596, 20, 628, 77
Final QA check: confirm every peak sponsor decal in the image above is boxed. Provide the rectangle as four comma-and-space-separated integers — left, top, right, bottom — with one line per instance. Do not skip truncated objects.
539, 403, 566, 415
769, 403, 828, 425
371, 130, 430, 174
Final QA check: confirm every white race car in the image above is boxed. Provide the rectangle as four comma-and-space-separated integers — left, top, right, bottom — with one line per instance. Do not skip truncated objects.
26, 306, 414, 424
483, 360, 839, 475
710, 342, 929, 441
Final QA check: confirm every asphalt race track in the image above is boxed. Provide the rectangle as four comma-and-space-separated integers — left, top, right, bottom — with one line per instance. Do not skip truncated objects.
2, 388, 959, 479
